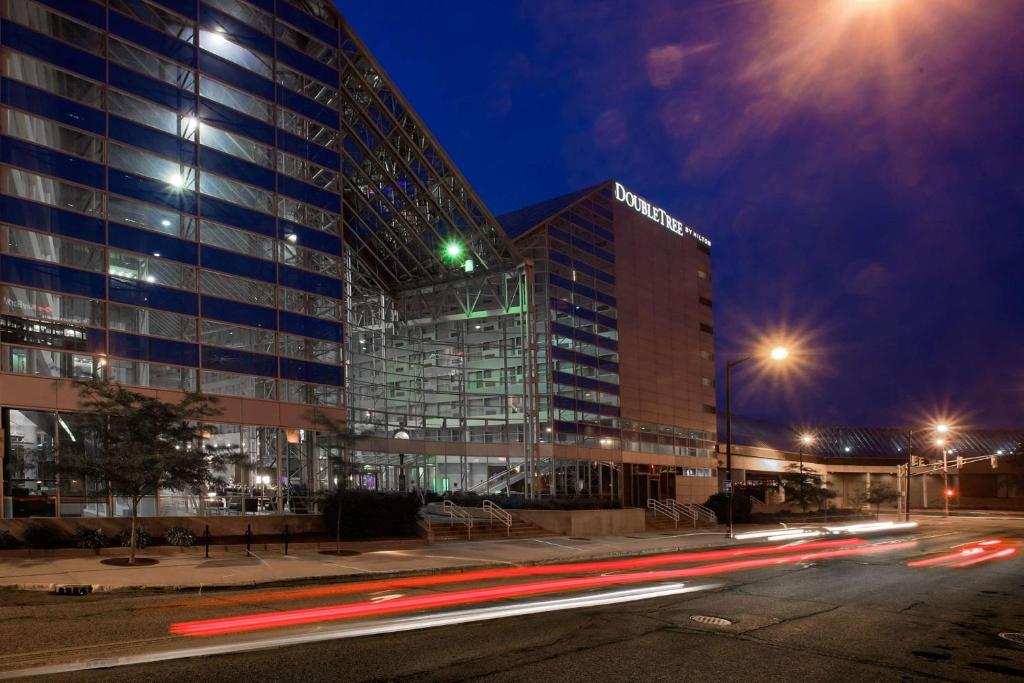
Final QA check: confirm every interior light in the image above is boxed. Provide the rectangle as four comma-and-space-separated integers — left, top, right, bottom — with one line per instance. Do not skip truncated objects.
167, 173, 185, 189
161, 219, 172, 227
286, 233, 298, 243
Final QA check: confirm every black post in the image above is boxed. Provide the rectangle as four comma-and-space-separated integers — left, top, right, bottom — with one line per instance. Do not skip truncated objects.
203, 524, 210, 559
245, 523, 252, 557
725, 357, 748, 539
905, 429, 913, 522
284, 523, 289, 556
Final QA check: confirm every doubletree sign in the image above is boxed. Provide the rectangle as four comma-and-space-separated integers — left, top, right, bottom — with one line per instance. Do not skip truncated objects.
613, 182, 711, 247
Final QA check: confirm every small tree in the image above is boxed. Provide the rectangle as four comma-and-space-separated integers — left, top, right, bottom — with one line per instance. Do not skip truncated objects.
304, 407, 357, 552
57, 380, 238, 565
857, 485, 900, 518
780, 464, 836, 512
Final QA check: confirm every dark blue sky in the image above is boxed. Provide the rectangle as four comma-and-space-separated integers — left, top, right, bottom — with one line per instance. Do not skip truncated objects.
339, 0, 1024, 429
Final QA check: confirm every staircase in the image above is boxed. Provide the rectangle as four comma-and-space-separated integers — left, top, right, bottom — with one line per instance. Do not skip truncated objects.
419, 500, 555, 542
645, 498, 719, 532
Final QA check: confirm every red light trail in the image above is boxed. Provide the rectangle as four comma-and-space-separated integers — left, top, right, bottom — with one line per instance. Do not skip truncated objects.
906, 538, 1017, 568
176, 537, 866, 610
172, 540, 915, 637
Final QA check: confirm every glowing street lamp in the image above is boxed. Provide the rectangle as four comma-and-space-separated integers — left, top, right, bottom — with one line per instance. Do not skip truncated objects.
798, 433, 814, 477
724, 344, 793, 538
443, 240, 464, 262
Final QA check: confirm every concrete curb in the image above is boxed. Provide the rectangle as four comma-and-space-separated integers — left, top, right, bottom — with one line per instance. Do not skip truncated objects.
0, 534, 742, 595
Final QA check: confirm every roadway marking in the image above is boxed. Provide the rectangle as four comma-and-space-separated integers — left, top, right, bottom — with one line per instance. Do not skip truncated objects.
0, 583, 719, 679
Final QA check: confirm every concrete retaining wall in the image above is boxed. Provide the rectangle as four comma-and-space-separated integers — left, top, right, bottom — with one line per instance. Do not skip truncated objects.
515, 508, 646, 536
0, 515, 324, 540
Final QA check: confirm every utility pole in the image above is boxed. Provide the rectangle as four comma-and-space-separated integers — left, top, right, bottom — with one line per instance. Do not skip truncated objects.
905, 429, 913, 522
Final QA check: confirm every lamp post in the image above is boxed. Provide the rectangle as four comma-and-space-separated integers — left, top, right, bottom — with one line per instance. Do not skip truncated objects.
799, 433, 813, 477
724, 345, 789, 539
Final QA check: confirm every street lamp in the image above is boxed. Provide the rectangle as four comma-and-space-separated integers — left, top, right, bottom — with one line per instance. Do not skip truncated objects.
799, 433, 814, 477
725, 345, 790, 538
904, 422, 955, 521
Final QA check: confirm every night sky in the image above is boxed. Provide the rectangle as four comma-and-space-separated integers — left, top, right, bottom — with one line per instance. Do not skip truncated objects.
339, 0, 1024, 429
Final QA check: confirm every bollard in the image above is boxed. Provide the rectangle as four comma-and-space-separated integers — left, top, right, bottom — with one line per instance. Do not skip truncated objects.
245, 523, 252, 557
284, 524, 289, 556
203, 524, 211, 559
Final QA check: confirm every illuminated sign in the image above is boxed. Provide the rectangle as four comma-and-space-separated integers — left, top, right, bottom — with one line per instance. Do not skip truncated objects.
614, 182, 711, 247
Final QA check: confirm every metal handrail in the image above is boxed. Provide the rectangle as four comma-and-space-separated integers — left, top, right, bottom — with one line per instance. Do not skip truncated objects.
482, 499, 513, 536
680, 502, 718, 524
442, 499, 474, 538
647, 498, 680, 528
662, 499, 698, 527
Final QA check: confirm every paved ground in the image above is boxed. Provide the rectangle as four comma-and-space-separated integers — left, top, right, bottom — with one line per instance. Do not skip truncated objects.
0, 516, 1021, 681
0, 528, 742, 591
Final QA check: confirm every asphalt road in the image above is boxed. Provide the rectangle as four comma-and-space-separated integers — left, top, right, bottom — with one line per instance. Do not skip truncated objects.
1, 518, 1023, 682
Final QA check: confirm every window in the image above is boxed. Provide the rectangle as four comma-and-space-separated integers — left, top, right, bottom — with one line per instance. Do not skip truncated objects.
199, 30, 271, 78
109, 250, 197, 290
280, 380, 341, 406
278, 197, 340, 235
275, 65, 339, 110
278, 152, 338, 192
700, 322, 714, 334
700, 350, 714, 361
1, 52, 104, 107
3, 0, 104, 53
199, 269, 275, 306
199, 76, 273, 123
0, 168, 104, 216
279, 333, 341, 364
699, 296, 713, 308
109, 90, 197, 140
1, 226, 104, 272
1, 109, 104, 161
204, 0, 272, 35
279, 287, 341, 321
200, 320, 275, 353
278, 241, 341, 276
697, 269, 708, 280
1, 286, 104, 327
109, 143, 197, 191
109, 0, 195, 43
701, 377, 715, 388
201, 370, 276, 399
109, 304, 197, 341
200, 172, 273, 214
703, 404, 717, 414
200, 220, 274, 260
275, 20, 335, 65
109, 358, 196, 391
276, 109, 339, 151
108, 197, 196, 240
109, 38, 196, 91
199, 123, 273, 168
2, 346, 99, 380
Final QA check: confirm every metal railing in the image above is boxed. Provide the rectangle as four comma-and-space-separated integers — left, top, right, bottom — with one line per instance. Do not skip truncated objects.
676, 501, 718, 525
442, 499, 474, 539
482, 499, 513, 536
647, 498, 680, 528
662, 499, 697, 527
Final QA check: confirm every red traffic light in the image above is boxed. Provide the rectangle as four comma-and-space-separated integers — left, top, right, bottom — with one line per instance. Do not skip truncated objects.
945, 489, 955, 497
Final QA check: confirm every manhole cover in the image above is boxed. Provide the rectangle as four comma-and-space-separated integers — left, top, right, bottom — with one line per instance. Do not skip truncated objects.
690, 615, 733, 626
999, 633, 1024, 646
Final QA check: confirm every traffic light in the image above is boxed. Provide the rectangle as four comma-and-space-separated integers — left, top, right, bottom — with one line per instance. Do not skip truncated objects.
991, 456, 998, 468
945, 488, 954, 498
956, 456, 964, 469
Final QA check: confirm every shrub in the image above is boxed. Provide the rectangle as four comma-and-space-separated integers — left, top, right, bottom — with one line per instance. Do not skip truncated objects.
23, 523, 66, 549
321, 490, 420, 540
0, 529, 17, 549
164, 527, 196, 548
73, 527, 108, 553
116, 527, 151, 549
704, 492, 751, 524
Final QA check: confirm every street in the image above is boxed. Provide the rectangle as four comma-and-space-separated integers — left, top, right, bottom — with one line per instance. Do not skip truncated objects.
0, 519, 1022, 682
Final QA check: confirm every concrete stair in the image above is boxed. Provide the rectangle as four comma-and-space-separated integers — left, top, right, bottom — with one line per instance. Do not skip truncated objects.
420, 515, 555, 542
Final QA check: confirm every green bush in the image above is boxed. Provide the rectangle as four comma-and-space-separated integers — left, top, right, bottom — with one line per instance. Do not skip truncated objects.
116, 527, 152, 549
164, 527, 196, 548
0, 529, 17, 549
704, 492, 751, 524
23, 523, 66, 549
73, 527, 108, 553
321, 490, 420, 540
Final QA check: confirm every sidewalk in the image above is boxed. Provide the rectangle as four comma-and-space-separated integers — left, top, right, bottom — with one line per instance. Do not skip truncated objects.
0, 528, 749, 593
